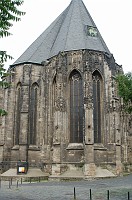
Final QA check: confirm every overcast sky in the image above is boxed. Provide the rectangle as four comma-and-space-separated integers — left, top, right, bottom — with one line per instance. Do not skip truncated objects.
1, 0, 132, 73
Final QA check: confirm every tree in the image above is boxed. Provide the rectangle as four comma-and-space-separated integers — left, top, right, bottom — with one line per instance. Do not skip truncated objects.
0, 0, 25, 116
116, 72, 132, 113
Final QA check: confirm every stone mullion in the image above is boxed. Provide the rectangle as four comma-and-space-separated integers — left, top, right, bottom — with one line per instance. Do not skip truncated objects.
1, 89, 11, 163
84, 71, 96, 176
111, 99, 122, 175
43, 67, 50, 146
40, 67, 51, 166
18, 65, 31, 161
84, 77, 94, 144
52, 57, 68, 174
19, 85, 29, 161
2, 71, 17, 165
48, 78, 54, 146
53, 72, 63, 145
40, 70, 46, 146
52, 71, 62, 175
123, 113, 128, 163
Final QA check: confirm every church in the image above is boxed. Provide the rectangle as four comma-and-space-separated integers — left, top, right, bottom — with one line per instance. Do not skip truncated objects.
0, 0, 131, 177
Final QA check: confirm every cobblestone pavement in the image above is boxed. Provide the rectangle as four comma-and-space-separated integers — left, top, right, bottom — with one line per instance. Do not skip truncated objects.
0, 174, 132, 200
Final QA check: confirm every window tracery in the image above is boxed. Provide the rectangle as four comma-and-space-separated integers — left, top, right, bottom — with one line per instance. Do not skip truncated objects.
92, 71, 103, 143
70, 70, 83, 143
15, 83, 21, 145
29, 83, 38, 145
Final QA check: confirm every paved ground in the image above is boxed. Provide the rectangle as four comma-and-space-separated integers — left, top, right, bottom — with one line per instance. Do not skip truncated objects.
1, 168, 49, 178
0, 174, 132, 200
1, 167, 116, 179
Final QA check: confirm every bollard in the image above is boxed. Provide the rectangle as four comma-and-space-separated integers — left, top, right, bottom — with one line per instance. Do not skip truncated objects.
30, 177, 31, 183
10, 178, 12, 186
16, 180, 19, 188
107, 190, 110, 200
90, 189, 92, 200
0, 178, 1, 188
21, 178, 22, 184
74, 187, 76, 199
128, 192, 130, 200
9, 180, 11, 189
38, 177, 40, 182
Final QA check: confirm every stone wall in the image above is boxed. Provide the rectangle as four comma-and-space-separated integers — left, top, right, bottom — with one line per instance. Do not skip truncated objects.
0, 50, 131, 176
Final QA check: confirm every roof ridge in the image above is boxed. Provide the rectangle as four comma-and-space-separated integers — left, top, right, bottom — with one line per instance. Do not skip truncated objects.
12, 0, 111, 66
28, 7, 70, 62
50, 3, 72, 56
78, 0, 86, 49
63, 1, 76, 52
81, 0, 96, 27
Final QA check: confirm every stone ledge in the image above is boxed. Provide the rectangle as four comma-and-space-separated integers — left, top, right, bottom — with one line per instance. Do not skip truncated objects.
66, 143, 84, 150
28, 145, 40, 151
94, 144, 107, 151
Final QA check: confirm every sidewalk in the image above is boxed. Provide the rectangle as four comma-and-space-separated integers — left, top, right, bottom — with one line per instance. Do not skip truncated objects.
0, 174, 131, 200
0, 168, 49, 180
49, 167, 116, 180
1, 167, 116, 181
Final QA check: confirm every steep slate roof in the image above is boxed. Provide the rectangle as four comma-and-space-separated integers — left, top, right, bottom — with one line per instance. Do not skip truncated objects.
13, 0, 111, 66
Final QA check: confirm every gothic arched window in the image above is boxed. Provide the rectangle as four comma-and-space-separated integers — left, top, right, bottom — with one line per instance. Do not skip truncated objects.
29, 83, 38, 145
53, 75, 57, 108
15, 83, 21, 145
92, 71, 103, 143
70, 70, 83, 143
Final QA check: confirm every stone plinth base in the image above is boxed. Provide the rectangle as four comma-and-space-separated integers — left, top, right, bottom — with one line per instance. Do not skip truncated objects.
116, 161, 123, 175
84, 163, 96, 177
51, 164, 61, 176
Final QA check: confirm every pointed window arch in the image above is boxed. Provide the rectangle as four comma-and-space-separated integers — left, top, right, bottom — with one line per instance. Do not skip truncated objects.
92, 71, 103, 143
53, 75, 57, 108
15, 83, 21, 145
70, 70, 83, 143
29, 83, 38, 145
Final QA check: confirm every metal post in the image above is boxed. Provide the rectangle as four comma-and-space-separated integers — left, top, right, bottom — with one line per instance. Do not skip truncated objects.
128, 192, 130, 200
74, 187, 76, 199
0, 178, 1, 188
10, 178, 12, 186
90, 189, 92, 200
107, 190, 110, 200
16, 180, 19, 188
21, 178, 22, 184
9, 180, 11, 189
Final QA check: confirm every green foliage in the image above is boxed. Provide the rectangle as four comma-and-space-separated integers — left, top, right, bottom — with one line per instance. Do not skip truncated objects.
116, 72, 132, 113
0, 0, 25, 38
0, 0, 25, 116
0, 51, 12, 88
0, 109, 7, 116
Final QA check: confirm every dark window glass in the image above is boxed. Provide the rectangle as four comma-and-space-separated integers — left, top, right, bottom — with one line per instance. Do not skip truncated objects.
53, 76, 57, 107
30, 84, 38, 145
15, 86, 21, 145
92, 71, 102, 143
70, 70, 83, 143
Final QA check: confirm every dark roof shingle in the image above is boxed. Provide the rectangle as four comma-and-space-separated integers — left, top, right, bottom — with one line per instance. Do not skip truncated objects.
13, 0, 111, 66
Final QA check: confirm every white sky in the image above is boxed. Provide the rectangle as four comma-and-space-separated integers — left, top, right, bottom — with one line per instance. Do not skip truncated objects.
1, 0, 132, 73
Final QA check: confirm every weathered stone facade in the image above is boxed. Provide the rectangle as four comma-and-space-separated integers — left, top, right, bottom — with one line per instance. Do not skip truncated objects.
0, 0, 131, 176
0, 50, 131, 176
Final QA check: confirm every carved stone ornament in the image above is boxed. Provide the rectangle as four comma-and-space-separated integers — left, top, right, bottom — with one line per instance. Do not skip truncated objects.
56, 97, 66, 112
84, 97, 89, 104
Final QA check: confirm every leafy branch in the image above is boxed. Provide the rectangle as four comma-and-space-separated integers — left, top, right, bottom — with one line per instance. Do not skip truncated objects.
116, 72, 132, 113
0, 0, 25, 116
